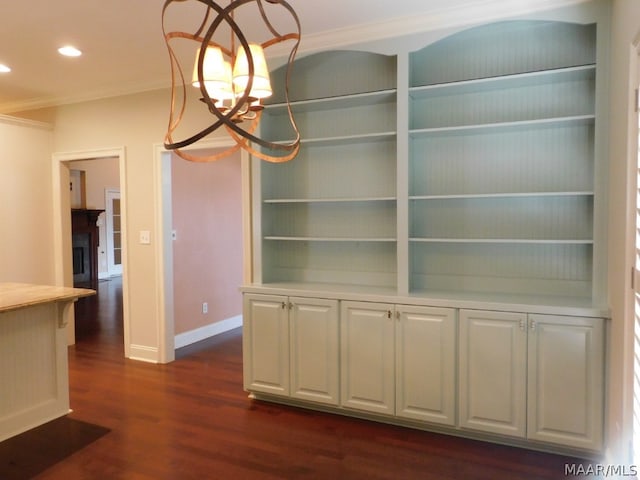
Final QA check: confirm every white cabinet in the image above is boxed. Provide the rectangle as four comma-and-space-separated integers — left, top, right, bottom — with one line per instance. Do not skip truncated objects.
244, 292, 605, 451
290, 297, 340, 405
396, 305, 456, 426
340, 301, 395, 415
459, 310, 527, 437
243, 293, 339, 405
527, 314, 604, 450
459, 309, 604, 449
341, 301, 456, 424
243, 294, 290, 396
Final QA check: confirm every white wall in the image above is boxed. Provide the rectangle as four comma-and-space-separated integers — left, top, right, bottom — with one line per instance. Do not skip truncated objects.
0, 116, 55, 284
607, 0, 640, 463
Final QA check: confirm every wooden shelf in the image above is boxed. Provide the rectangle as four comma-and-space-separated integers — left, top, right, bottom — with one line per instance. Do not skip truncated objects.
410, 192, 593, 200
409, 238, 593, 244
265, 197, 396, 204
409, 115, 595, 138
266, 89, 397, 113
267, 131, 397, 147
409, 65, 595, 98
265, 236, 397, 242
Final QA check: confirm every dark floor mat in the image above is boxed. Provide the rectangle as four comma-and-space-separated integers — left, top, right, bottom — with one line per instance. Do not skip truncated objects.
0, 416, 110, 480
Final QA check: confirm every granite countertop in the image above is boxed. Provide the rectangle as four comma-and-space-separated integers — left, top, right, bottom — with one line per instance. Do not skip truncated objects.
0, 283, 95, 313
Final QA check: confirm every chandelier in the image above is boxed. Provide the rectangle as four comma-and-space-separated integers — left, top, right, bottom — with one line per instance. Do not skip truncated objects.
162, 0, 301, 163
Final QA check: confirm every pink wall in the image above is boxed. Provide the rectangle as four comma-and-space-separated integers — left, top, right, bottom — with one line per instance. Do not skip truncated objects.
171, 152, 243, 335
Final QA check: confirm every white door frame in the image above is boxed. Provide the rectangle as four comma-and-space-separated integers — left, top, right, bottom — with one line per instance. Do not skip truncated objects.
632, 37, 640, 465
153, 138, 252, 364
615, 33, 640, 465
52, 147, 129, 351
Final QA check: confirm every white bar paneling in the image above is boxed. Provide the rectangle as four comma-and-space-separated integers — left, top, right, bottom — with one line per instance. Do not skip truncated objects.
262, 140, 396, 201
0, 303, 70, 442
263, 240, 397, 289
409, 22, 596, 87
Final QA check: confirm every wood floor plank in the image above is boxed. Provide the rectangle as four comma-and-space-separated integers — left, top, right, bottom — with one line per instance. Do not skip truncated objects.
31, 277, 594, 479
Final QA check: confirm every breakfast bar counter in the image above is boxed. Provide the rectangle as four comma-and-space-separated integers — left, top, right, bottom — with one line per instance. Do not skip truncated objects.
0, 283, 94, 442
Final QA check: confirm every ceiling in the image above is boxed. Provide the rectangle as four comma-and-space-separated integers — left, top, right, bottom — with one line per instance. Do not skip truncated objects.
0, 0, 588, 114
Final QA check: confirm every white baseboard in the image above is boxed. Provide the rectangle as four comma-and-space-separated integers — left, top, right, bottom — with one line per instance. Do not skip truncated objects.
128, 344, 160, 363
174, 315, 243, 349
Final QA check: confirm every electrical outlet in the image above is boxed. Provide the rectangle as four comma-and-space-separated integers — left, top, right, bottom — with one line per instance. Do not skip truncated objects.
139, 230, 151, 245
202, 302, 208, 314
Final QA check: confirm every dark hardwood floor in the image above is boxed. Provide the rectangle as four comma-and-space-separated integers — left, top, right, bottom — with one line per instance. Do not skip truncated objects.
32, 277, 594, 479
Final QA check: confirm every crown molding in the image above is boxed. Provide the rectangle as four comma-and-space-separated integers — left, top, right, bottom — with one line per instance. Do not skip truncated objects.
0, 113, 52, 130
0, 79, 171, 115
0, 0, 595, 113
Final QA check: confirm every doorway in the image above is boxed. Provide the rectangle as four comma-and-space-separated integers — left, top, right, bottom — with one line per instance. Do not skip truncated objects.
68, 158, 122, 342
52, 147, 128, 350
170, 149, 243, 348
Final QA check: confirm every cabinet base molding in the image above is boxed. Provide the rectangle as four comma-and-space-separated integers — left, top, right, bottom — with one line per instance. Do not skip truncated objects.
246, 391, 601, 459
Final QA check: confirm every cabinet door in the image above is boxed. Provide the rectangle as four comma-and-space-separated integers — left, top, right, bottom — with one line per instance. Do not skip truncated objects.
290, 297, 339, 405
340, 301, 395, 414
459, 309, 527, 437
243, 294, 290, 396
527, 314, 604, 450
396, 305, 456, 425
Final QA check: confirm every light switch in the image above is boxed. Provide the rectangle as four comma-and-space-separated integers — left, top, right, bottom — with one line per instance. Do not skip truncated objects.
139, 230, 151, 245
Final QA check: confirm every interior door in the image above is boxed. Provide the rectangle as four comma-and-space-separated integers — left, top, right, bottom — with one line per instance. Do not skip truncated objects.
105, 189, 122, 276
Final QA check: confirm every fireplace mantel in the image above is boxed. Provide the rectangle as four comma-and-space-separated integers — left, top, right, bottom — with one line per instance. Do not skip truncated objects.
71, 209, 104, 290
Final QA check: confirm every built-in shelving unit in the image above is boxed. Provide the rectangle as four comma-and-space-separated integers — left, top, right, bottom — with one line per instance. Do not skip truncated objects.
244, 11, 608, 456
407, 20, 597, 302
252, 19, 602, 309
258, 51, 398, 290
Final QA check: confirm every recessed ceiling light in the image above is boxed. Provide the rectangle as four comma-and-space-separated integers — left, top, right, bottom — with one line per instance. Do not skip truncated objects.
58, 46, 82, 57
0, 64, 11, 73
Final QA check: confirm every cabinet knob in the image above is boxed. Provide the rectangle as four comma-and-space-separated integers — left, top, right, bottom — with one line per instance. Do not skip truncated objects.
530, 320, 536, 331
281, 301, 287, 309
